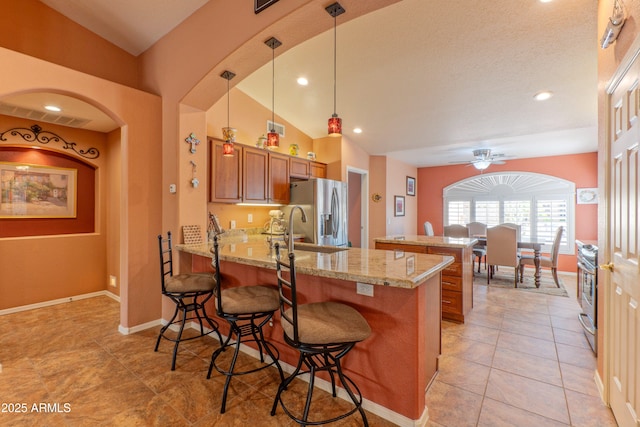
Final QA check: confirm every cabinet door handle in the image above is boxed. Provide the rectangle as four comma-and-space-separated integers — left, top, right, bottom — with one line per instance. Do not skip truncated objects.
442, 299, 452, 304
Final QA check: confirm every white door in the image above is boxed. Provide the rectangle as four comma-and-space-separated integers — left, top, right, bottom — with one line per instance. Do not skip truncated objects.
606, 40, 640, 427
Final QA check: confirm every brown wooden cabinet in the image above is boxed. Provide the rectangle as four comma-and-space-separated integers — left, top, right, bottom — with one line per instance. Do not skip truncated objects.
242, 146, 268, 203
269, 152, 290, 204
209, 138, 242, 203
310, 161, 327, 178
290, 157, 310, 179
210, 140, 326, 204
374, 240, 474, 323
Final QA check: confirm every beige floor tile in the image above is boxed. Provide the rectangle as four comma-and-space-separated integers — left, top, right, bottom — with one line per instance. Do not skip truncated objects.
436, 355, 491, 395
478, 397, 569, 427
565, 389, 618, 426
556, 342, 597, 370
424, 380, 483, 427
560, 362, 601, 398
500, 317, 555, 341
497, 330, 558, 360
485, 369, 570, 424
492, 346, 563, 386
441, 335, 496, 366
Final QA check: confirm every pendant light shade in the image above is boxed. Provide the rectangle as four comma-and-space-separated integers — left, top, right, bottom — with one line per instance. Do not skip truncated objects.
220, 70, 236, 157
326, 3, 345, 137
265, 37, 282, 150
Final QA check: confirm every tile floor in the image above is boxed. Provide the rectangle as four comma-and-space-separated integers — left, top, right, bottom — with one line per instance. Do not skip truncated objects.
426, 272, 617, 427
0, 271, 618, 426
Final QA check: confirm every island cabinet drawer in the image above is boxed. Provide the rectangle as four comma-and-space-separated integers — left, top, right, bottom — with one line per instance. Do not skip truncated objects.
441, 275, 462, 292
375, 242, 427, 253
441, 290, 463, 315
427, 246, 461, 262
442, 262, 462, 276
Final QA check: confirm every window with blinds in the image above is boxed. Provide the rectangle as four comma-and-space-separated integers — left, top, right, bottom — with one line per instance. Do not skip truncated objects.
443, 172, 575, 254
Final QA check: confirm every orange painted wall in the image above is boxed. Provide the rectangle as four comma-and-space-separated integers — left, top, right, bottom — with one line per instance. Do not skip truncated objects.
417, 152, 598, 272
0, 0, 139, 88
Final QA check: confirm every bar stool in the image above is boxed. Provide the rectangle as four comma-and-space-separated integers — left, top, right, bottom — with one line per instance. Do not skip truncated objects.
272, 243, 372, 426
207, 236, 285, 414
155, 231, 223, 371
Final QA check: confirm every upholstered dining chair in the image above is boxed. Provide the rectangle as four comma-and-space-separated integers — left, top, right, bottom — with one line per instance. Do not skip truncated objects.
466, 222, 487, 273
424, 221, 435, 236
520, 226, 564, 287
486, 225, 520, 287
443, 224, 470, 238
156, 231, 223, 371
500, 222, 522, 241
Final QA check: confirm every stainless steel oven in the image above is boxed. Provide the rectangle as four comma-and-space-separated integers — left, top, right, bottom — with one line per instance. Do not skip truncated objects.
576, 240, 598, 354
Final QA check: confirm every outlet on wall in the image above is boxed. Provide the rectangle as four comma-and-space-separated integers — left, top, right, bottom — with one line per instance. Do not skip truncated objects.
109, 275, 117, 288
230, 220, 236, 229
248, 213, 253, 223
356, 282, 374, 297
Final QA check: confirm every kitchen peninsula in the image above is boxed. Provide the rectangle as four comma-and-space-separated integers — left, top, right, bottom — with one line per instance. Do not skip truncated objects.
177, 235, 454, 425
374, 235, 477, 323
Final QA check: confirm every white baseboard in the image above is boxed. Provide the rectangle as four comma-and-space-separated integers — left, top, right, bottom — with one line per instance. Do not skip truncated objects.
0, 290, 116, 316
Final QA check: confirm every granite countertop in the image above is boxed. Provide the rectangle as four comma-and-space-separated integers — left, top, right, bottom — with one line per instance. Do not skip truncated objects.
176, 235, 454, 289
374, 235, 478, 248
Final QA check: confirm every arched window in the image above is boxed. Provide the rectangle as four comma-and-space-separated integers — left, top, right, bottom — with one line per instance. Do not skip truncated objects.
443, 172, 575, 254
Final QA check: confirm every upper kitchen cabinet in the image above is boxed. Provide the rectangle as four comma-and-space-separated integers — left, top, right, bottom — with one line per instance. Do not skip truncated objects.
290, 157, 327, 179
310, 161, 327, 178
243, 146, 269, 203
209, 138, 242, 203
269, 152, 290, 204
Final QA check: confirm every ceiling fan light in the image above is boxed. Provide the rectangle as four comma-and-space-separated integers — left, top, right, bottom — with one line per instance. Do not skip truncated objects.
328, 114, 342, 137
473, 160, 492, 170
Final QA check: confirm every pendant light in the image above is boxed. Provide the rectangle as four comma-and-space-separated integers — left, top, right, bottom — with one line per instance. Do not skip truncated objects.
326, 2, 345, 137
265, 37, 282, 150
220, 70, 236, 157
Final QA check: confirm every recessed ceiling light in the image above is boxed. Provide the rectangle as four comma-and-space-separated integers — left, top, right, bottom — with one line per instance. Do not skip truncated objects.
539, 0, 553, 3
353, 128, 362, 134
533, 91, 553, 101
297, 77, 308, 86
44, 105, 62, 112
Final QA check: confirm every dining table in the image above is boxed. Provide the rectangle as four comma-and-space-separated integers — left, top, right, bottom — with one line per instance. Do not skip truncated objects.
473, 236, 544, 287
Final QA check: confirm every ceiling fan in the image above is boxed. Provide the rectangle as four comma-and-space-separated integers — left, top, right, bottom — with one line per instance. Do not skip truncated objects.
450, 149, 508, 171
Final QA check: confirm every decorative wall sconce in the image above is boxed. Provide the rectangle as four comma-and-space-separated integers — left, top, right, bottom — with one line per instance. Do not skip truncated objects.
190, 160, 199, 188
601, 0, 626, 49
185, 132, 200, 153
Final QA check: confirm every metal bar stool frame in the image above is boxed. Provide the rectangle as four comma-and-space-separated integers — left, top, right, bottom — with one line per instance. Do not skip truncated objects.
272, 244, 369, 426
207, 235, 285, 414
155, 231, 223, 371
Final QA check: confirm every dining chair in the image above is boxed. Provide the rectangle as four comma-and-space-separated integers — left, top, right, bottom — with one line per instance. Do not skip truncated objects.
520, 226, 564, 287
424, 221, 434, 236
500, 223, 522, 241
466, 222, 487, 273
443, 224, 470, 238
486, 225, 520, 287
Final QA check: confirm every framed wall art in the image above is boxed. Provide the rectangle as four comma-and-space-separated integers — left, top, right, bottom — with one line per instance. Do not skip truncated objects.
394, 195, 405, 216
0, 162, 77, 218
406, 176, 416, 196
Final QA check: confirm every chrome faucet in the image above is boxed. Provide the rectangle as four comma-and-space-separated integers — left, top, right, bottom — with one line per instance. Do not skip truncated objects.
286, 205, 307, 253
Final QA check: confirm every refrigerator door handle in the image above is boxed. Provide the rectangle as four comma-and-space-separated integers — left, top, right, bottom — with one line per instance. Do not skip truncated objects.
331, 187, 339, 239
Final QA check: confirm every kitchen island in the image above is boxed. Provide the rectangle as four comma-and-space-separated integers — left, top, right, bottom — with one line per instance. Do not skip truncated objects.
374, 235, 478, 323
177, 236, 454, 426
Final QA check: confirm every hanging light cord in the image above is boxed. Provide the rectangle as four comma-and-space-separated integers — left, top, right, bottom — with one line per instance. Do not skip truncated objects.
333, 12, 337, 116
271, 45, 276, 130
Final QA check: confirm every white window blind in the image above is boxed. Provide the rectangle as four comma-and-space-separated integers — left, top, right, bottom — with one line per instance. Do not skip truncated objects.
536, 199, 568, 245
447, 201, 470, 225
504, 200, 531, 240
475, 201, 499, 227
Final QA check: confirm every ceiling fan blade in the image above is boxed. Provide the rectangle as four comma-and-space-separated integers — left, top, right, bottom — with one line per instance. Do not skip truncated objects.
491, 160, 506, 165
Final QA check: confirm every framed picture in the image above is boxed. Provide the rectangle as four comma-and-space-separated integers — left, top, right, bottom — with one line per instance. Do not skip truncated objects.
394, 195, 405, 216
406, 176, 416, 196
577, 188, 598, 204
0, 162, 76, 218
255, 0, 279, 13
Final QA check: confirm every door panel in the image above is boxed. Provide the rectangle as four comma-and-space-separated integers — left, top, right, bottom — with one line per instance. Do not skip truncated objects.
607, 54, 640, 427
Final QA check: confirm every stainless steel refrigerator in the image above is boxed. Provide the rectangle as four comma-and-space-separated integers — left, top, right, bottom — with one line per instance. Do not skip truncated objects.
283, 178, 348, 247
